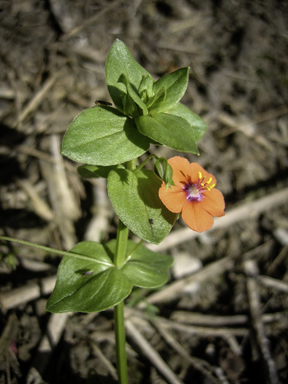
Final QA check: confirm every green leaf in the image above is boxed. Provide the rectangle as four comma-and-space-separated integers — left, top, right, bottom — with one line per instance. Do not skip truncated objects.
106, 240, 173, 288
107, 169, 176, 244
61, 106, 149, 166
118, 73, 148, 116
77, 164, 124, 179
135, 113, 199, 155
46, 241, 133, 313
146, 87, 167, 112
167, 103, 207, 142
124, 241, 173, 288
149, 68, 189, 114
105, 39, 151, 114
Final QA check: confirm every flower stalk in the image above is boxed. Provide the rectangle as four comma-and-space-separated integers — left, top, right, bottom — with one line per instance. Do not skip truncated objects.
113, 159, 136, 383
114, 301, 128, 384
114, 219, 129, 384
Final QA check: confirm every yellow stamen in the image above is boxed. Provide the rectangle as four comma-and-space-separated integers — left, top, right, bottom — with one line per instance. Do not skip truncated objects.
198, 172, 215, 191
206, 183, 215, 191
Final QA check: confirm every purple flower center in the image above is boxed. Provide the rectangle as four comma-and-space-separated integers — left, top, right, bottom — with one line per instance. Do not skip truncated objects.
183, 172, 215, 202
184, 182, 203, 201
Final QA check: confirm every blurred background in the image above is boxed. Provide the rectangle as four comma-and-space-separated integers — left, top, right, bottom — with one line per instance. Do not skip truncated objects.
0, 1, 288, 383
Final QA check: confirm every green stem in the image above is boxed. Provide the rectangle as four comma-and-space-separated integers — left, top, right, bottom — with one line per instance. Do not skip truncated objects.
0, 236, 113, 266
114, 220, 129, 383
113, 159, 136, 384
114, 301, 128, 384
114, 220, 129, 268
134, 154, 156, 173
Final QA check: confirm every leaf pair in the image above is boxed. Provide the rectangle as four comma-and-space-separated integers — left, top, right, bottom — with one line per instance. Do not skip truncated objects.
47, 240, 173, 313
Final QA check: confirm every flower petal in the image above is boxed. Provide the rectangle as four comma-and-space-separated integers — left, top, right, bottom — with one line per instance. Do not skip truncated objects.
201, 188, 225, 217
182, 201, 214, 232
168, 157, 191, 187
159, 182, 186, 213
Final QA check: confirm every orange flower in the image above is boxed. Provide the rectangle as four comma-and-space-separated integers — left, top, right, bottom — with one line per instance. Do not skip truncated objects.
159, 157, 225, 232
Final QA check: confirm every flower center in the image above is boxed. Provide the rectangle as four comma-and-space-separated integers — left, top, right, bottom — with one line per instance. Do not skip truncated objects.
183, 172, 215, 202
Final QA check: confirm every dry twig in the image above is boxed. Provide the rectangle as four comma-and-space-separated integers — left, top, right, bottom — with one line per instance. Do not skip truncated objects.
152, 318, 220, 384
141, 255, 234, 305
14, 75, 58, 127
126, 318, 184, 384
0, 276, 56, 311
89, 341, 118, 381
170, 311, 283, 327
257, 275, 288, 294
244, 260, 279, 384
40, 134, 81, 250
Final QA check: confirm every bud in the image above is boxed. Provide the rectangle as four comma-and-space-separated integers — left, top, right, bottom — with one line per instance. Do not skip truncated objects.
138, 74, 154, 102
154, 157, 175, 188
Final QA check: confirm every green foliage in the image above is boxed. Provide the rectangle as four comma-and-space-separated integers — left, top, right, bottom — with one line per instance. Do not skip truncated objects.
0, 251, 18, 270
47, 240, 172, 313
135, 113, 199, 154
154, 157, 175, 188
104, 39, 206, 152
149, 67, 189, 114
167, 102, 207, 142
62, 106, 149, 166
77, 164, 124, 179
62, 39, 206, 167
47, 38, 207, 313
3, 38, 211, 382
105, 39, 151, 114
107, 168, 176, 244
118, 73, 148, 116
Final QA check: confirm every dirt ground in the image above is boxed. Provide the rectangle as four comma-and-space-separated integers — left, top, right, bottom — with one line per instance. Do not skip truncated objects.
1, 0, 288, 383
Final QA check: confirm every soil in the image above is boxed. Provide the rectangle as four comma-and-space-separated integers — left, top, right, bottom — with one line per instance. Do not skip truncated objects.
1, 1, 288, 383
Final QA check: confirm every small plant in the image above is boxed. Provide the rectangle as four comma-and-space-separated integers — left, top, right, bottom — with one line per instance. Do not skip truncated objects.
1, 39, 225, 383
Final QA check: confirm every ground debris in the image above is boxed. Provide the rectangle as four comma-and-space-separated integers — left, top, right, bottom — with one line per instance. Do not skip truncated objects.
0, 0, 288, 383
